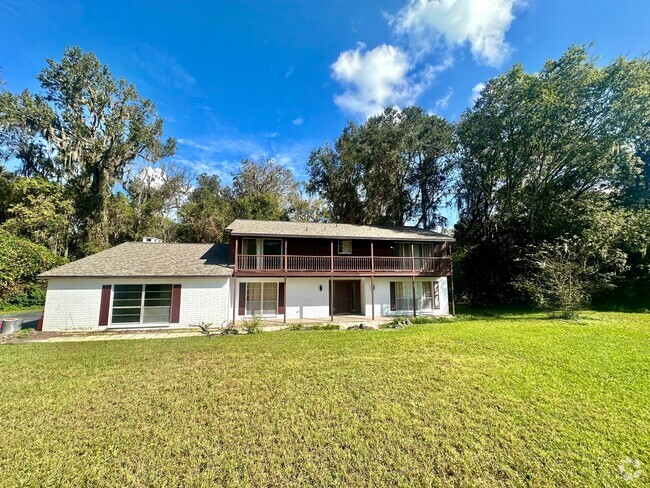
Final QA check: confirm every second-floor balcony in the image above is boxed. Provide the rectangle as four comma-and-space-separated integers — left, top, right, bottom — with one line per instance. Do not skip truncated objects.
236, 254, 452, 276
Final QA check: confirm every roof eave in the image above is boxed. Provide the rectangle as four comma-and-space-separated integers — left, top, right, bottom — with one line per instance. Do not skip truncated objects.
227, 231, 454, 242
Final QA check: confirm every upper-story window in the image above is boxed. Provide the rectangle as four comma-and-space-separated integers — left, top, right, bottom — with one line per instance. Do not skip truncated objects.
395, 242, 435, 257
338, 239, 352, 254
242, 238, 282, 255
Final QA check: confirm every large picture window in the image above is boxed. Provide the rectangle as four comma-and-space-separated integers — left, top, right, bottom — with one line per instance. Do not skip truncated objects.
245, 282, 278, 315
111, 284, 173, 324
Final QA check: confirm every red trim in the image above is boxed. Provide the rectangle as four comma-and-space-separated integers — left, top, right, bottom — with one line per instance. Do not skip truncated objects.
36, 314, 44, 331
171, 284, 182, 323
238, 282, 246, 315
98, 285, 111, 326
278, 281, 285, 314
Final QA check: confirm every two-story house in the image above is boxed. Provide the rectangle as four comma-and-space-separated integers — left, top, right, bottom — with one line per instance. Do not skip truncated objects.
38, 219, 455, 331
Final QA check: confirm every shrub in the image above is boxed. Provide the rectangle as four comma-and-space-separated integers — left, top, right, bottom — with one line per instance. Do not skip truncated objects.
194, 322, 215, 336
8, 282, 47, 307
517, 237, 626, 319
220, 321, 239, 335
0, 230, 65, 302
241, 315, 263, 334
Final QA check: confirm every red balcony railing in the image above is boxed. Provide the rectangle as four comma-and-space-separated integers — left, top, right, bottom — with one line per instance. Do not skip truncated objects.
236, 254, 452, 274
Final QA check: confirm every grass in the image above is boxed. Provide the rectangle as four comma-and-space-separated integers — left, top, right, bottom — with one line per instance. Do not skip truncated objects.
0, 304, 43, 314
1, 311, 649, 486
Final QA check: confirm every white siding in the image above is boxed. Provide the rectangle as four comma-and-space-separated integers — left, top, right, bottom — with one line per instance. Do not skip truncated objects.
42, 277, 231, 331
286, 278, 331, 319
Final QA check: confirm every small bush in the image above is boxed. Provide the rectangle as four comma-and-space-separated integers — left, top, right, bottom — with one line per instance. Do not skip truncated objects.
8, 282, 46, 307
241, 315, 263, 334
220, 321, 239, 335
289, 323, 304, 331
194, 322, 214, 336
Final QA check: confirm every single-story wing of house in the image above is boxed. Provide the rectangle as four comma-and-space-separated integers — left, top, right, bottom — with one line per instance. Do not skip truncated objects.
38, 219, 455, 331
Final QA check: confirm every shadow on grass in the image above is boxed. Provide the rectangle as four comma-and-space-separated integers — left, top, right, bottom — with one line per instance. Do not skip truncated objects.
455, 305, 546, 321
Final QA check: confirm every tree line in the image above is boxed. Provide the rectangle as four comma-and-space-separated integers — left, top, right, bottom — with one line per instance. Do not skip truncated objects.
1, 45, 649, 312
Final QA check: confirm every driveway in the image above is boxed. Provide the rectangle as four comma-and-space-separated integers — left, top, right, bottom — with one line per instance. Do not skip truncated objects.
0, 310, 43, 330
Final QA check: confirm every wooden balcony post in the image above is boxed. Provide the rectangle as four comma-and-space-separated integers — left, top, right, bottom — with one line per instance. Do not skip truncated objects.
283, 276, 287, 324
330, 239, 334, 321
450, 243, 456, 316
234, 238, 239, 273
370, 241, 375, 320
232, 276, 237, 324
283, 238, 287, 273
411, 242, 415, 273
411, 275, 417, 318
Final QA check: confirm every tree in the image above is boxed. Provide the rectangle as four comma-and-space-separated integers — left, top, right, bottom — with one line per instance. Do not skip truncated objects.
124, 162, 191, 241
177, 174, 233, 243
0, 229, 65, 303
1, 177, 75, 257
307, 107, 454, 227
0, 47, 175, 248
232, 159, 319, 222
454, 45, 650, 304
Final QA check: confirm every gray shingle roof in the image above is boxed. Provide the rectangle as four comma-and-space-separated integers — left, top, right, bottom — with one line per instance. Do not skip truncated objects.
225, 219, 454, 241
38, 243, 232, 279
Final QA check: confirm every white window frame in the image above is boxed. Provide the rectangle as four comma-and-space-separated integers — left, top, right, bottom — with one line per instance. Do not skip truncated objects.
244, 282, 279, 316
338, 239, 352, 255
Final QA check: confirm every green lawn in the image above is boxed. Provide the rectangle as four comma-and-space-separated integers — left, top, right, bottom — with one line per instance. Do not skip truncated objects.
1, 311, 649, 486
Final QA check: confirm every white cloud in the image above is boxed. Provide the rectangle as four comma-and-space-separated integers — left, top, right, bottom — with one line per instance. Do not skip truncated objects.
331, 43, 441, 119
393, 0, 520, 67
470, 82, 485, 104
434, 88, 453, 111
292, 117, 304, 126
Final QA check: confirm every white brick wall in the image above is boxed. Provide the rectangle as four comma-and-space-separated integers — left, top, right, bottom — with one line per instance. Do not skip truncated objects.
42, 277, 231, 331
42, 274, 452, 330
42, 279, 104, 331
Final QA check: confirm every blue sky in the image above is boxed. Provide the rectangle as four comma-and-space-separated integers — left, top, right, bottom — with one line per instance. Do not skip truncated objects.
2, 0, 650, 223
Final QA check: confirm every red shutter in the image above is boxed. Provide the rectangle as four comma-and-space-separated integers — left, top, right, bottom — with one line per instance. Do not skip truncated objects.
171, 284, 182, 323
98, 285, 111, 326
278, 282, 285, 314
389, 282, 396, 311
434, 281, 440, 310
238, 282, 246, 315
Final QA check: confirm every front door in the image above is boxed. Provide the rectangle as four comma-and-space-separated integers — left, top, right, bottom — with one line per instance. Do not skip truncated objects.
333, 280, 361, 314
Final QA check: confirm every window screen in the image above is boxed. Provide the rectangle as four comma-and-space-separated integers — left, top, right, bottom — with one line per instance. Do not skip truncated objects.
111, 284, 172, 324
245, 282, 278, 315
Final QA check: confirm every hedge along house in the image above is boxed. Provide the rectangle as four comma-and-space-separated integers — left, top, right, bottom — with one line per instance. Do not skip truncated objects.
38, 220, 455, 331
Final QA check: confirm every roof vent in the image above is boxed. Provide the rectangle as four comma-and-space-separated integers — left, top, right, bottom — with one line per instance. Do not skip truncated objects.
142, 237, 163, 243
